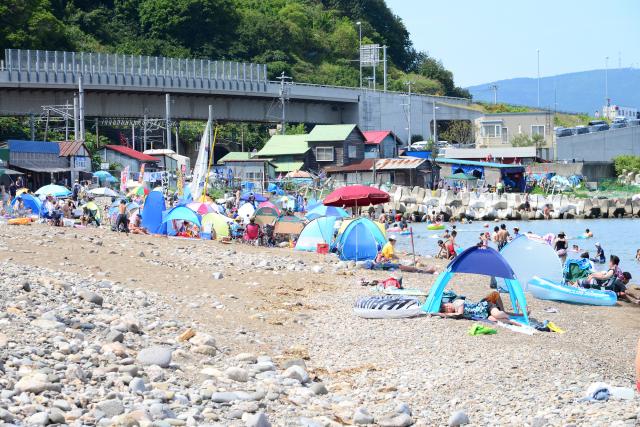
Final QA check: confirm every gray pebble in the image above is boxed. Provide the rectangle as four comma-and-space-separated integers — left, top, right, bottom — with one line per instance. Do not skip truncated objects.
137, 346, 172, 368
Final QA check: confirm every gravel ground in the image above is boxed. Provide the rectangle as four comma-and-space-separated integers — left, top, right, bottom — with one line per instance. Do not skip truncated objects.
0, 222, 638, 426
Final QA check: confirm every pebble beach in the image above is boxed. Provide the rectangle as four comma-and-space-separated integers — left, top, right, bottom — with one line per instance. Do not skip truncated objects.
1, 223, 639, 426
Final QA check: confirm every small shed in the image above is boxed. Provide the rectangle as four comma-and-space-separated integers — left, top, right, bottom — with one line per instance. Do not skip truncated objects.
59, 141, 92, 183
98, 145, 159, 173
363, 130, 403, 159
306, 124, 367, 169
6, 140, 70, 188
256, 134, 316, 172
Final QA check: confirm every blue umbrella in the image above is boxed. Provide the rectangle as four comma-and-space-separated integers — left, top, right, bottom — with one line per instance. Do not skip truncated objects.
34, 184, 72, 197
305, 205, 349, 221
93, 171, 113, 179
240, 192, 268, 202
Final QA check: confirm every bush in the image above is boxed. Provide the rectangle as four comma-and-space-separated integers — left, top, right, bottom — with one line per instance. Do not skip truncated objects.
613, 155, 640, 175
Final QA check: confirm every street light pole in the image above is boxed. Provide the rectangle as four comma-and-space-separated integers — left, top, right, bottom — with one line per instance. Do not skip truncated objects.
605, 56, 609, 107
404, 81, 413, 145
432, 99, 438, 144
537, 49, 540, 107
356, 21, 362, 89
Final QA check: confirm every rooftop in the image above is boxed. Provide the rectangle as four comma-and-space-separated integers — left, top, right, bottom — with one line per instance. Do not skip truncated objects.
435, 158, 525, 169
58, 141, 87, 157
362, 130, 403, 145
257, 134, 309, 157
218, 152, 252, 163
8, 140, 59, 154
105, 145, 158, 162
306, 124, 358, 142
272, 161, 305, 172
325, 157, 426, 173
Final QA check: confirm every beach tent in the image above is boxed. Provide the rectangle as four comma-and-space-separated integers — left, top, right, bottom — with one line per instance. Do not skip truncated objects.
334, 218, 387, 261
240, 192, 268, 203
500, 235, 563, 289
421, 246, 529, 325
274, 215, 305, 235
201, 213, 233, 240
11, 193, 42, 216
237, 202, 256, 222
258, 201, 280, 213
161, 206, 201, 236
295, 216, 337, 251
81, 201, 102, 222
305, 205, 349, 221
142, 191, 166, 234
338, 218, 386, 238
254, 206, 280, 226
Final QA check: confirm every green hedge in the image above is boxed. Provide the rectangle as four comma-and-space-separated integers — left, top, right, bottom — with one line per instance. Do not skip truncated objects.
613, 155, 640, 175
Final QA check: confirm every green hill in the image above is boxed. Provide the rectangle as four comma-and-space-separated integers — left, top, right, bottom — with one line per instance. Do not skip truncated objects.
0, 0, 468, 97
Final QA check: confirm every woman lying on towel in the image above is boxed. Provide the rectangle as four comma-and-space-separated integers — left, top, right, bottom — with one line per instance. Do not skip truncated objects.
435, 291, 524, 325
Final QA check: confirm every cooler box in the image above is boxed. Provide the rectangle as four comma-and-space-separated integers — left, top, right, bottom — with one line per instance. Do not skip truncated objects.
316, 243, 329, 254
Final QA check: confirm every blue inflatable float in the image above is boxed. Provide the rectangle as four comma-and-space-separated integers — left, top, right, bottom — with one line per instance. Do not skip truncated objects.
527, 277, 617, 306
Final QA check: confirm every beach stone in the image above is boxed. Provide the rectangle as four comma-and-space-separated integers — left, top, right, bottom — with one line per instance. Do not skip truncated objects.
0, 408, 14, 422
48, 408, 66, 424
106, 330, 125, 343
448, 410, 470, 426
97, 399, 125, 417
20, 280, 31, 291
25, 411, 49, 426
31, 317, 65, 330
211, 392, 239, 403
353, 407, 375, 425
245, 411, 271, 427
379, 413, 413, 427
129, 377, 146, 394
311, 265, 324, 273
14, 372, 53, 394
396, 403, 412, 416
310, 382, 328, 395
0, 332, 7, 348
531, 417, 548, 427
137, 346, 172, 367
177, 328, 196, 342
78, 289, 103, 305
283, 365, 310, 383
53, 399, 72, 411
236, 352, 258, 363
226, 367, 249, 382
190, 332, 216, 347
212, 272, 224, 280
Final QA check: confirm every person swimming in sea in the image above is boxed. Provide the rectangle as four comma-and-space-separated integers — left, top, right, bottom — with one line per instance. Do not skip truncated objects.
584, 228, 593, 238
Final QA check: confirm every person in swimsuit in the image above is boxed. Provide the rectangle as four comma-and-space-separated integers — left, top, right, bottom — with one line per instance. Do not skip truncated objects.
554, 232, 568, 260
437, 291, 524, 325
445, 231, 458, 259
591, 243, 606, 264
584, 228, 593, 238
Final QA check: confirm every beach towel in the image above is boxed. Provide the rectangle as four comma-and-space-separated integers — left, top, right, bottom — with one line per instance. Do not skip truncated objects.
468, 324, 497, 336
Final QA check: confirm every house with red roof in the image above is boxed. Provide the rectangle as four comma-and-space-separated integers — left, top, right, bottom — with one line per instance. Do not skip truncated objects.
362, 130, 403, 159
97, 145, 159, 173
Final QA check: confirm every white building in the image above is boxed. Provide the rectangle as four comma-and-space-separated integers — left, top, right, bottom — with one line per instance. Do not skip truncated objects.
602, 105, 639, 120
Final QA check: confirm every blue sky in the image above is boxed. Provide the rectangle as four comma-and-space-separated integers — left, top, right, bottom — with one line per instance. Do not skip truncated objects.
386, 0, 640, 87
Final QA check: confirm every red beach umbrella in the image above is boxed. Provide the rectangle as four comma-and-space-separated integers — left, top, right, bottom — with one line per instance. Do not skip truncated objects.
323, 185, 390, 208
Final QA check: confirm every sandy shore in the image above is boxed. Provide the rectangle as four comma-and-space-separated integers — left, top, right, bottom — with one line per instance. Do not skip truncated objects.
1, 223, 639, 426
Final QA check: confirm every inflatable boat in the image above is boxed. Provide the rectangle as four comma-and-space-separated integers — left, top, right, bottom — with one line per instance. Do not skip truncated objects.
427, 223, 445, 230
8, 217, 32, 225
353, 295, 424, 319
527, 277, 617, 306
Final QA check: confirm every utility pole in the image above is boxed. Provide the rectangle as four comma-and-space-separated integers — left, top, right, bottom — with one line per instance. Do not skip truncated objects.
175, 124, 179, 155
276, 71, 291, 135
143, 113, 148, 152
605, 56, 609, 107
78, 75, 85, 141
165, 93, 172, 151
490, 84, 498, 104
403, 81, 413, 145
383, 45, 387, 92
356, 21, 362, 89
29, 112, 35, 141
64, 100, 69, 141
131, 123, 136, 151
536, 49, 540, 107
432, 99, 438, 144
73, 96, 79, 141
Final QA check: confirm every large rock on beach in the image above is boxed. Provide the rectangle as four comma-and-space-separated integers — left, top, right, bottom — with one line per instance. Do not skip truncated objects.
137, 346, 172, 367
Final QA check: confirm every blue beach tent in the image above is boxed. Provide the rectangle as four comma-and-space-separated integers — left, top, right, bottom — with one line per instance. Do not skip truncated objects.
161, 206, 201, 236
295, 216, 337, 251
421, 246, 530, 325
334, 218, 386, 261
11, 193, 42, 216
142, 191, 166, 234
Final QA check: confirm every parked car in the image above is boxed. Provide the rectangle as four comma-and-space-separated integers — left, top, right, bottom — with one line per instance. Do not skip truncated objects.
611, 121, 627, 129
555, 128, 573, 137
409, 141, 428, 151
573, 126, 589, 135
588, 120, 607, 126
628, 119, 640, 127
589, 123, 610, 132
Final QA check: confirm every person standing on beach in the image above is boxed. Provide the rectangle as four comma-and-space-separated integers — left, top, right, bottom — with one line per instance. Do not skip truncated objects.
115, 200, 129, 233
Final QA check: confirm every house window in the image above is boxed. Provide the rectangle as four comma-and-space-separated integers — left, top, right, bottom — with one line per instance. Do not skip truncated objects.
315, 147, 334, 162
347, 145, 357, 158
501, 128, 508, 144
245, 171, 261, 180
480, 124, 501, 138
531, 125, 545, 136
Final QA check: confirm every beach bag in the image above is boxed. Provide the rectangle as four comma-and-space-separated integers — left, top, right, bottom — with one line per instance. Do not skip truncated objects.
381, 277, 401, 289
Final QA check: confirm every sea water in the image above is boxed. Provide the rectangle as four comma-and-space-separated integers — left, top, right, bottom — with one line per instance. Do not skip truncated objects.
396, 218, 640, 279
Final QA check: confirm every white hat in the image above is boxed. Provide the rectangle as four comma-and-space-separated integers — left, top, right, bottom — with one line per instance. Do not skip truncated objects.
595, 242, 601, 247
389, 235, 397, 241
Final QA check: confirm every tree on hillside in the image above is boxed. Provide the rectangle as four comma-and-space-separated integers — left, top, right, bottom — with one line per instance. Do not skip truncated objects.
0, 0, 72, 50
441, 121, 474, 145
511, 134, 534, 147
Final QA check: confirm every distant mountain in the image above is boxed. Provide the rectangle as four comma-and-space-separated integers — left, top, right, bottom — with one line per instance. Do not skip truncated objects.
467, 68, 640, 114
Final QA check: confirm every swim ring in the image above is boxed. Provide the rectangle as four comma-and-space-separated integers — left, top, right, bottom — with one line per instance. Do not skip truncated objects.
427, 223, 445, 230
527, 277, 617, 306
353, 295, 424, 319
